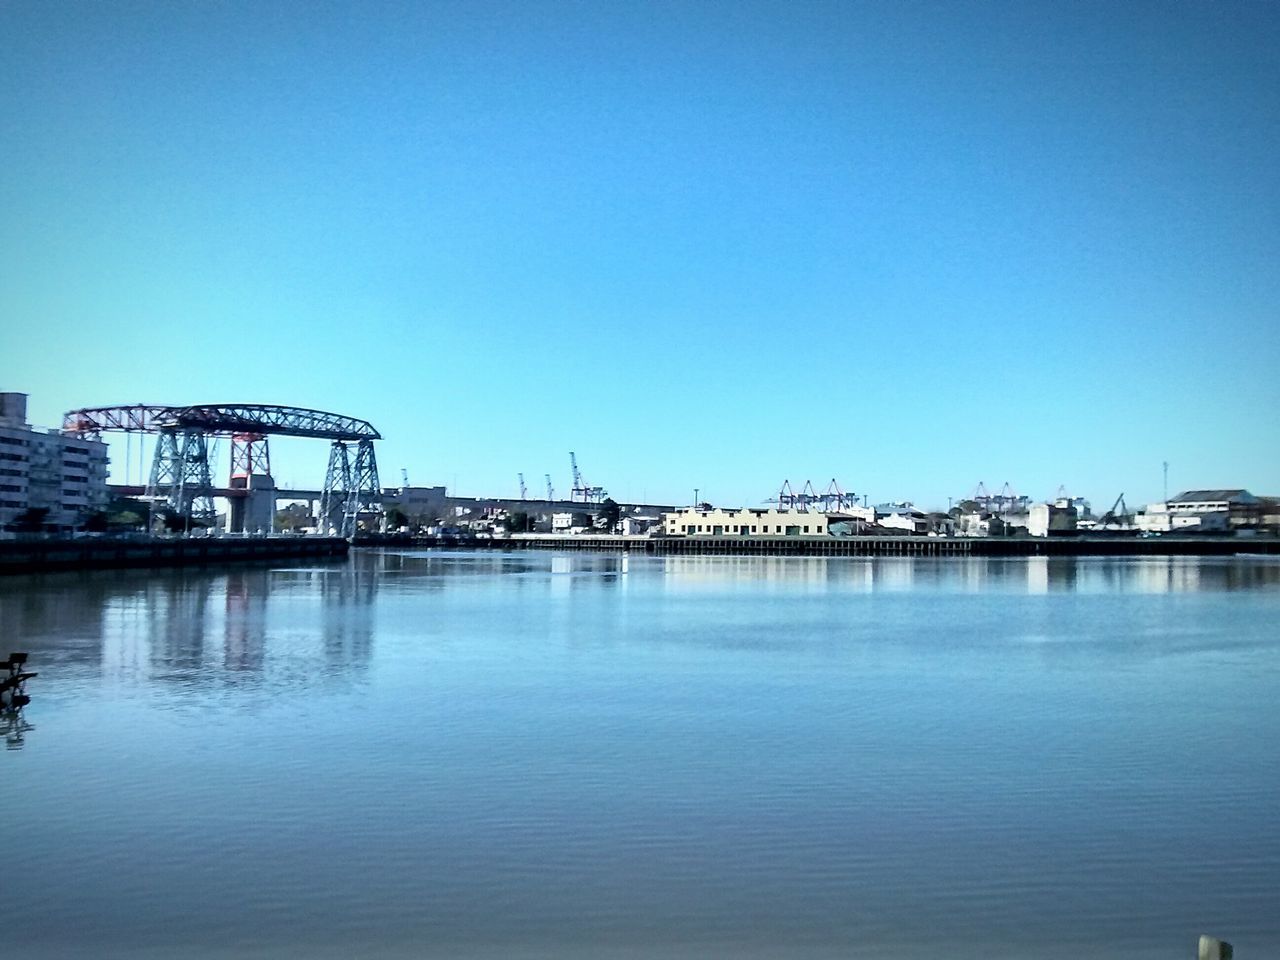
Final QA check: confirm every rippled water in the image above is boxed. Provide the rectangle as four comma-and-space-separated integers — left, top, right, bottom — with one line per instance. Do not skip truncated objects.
5, 551, 1280, 959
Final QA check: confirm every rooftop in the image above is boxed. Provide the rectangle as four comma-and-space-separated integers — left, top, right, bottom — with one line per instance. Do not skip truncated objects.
1169, 490, 1256, 504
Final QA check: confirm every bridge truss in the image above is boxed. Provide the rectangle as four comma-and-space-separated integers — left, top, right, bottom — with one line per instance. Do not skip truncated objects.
63, 404, 383, 536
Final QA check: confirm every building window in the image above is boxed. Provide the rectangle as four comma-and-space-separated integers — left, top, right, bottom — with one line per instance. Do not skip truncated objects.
803, 526, 810, 533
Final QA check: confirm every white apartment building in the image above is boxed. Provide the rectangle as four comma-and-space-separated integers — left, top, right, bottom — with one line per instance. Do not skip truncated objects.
663, 506, 831, 537
0, 392, 109, 531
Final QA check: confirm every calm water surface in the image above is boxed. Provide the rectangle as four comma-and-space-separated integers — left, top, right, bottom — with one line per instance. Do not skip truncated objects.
5, 551, 1280, 959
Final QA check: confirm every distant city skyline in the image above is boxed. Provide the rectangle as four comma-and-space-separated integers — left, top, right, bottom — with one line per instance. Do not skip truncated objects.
3, 1, 1277, 509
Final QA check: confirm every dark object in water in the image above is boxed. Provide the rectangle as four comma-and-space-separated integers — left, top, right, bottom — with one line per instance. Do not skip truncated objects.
2, 652, 36, 712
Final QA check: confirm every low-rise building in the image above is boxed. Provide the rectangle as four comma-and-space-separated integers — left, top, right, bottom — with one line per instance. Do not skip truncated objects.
1168, 489, 1262, 532
827, 507, 877, 536
621, 515, 661, 536
552, 511, 592, 534
1028, 501, 1078, 537
875, 503, 929, 535
1261, 497, 1280, 535
1139, 490, 1263, 535
1, 391, 109, 531
663, 506, 831, 537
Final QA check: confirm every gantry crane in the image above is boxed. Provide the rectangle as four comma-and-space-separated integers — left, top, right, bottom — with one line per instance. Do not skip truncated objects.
568, 451, 607, 504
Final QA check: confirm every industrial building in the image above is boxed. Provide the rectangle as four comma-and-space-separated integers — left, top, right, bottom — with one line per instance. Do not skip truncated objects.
1137, 490, 1265, 535
383, 484, 675, 535
663, 506, 832, 537
0, 392, 109, 531
1028, 500, 1079, 537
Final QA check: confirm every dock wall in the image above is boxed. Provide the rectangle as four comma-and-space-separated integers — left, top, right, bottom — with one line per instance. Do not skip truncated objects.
365, 534, 1280, 558
0, 536, 349, 575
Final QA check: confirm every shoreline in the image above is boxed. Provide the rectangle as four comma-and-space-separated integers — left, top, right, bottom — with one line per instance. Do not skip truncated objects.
359, 533, 1280, 558
0, 535, 349, 575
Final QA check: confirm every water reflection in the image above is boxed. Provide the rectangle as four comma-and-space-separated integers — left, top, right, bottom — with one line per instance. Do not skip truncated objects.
6, 550, 1280, 959
223, 570, 268, 673
1, 553, 1276, 702
0, 560, 387, 699
320, 558, 376, 671
147, 573, 211, 680
0, 573, 113, 673
655, 554, 1280, 594
2, 709, 33, 749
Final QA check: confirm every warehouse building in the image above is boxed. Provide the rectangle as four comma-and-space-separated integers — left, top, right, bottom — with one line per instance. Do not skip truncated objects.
663, 506, 833, 537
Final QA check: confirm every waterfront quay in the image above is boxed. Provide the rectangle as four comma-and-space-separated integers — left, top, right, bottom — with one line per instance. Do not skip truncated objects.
0, 535, 349, 574
367, 534, 1280, 557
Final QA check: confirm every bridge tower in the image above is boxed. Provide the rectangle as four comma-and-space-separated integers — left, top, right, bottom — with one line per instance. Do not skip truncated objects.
320, 439, 381, 537
345, 439, 382, 535
146, 428, 218, 531
229, 432, 271, 484
320, 441, 352, 536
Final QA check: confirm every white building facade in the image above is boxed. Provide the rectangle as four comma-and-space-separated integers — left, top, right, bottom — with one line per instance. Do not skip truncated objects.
0, 392, 109, 531
663, 506, 832, 537
1137, 490, 1262, 535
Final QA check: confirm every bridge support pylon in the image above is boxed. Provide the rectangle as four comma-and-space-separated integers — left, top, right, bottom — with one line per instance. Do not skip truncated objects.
318, 439, 381, 538
230, 432, 271, 483
146, 428, 218, 532
320, 441, 351, 537
345, 439, 382, 536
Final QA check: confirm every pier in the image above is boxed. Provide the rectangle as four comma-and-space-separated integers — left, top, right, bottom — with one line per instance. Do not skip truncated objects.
0, 535, 349, 575
364, 534, 1280, 558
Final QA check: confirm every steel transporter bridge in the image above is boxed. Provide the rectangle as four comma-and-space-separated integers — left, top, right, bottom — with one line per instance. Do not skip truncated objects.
62, 403, 382, 537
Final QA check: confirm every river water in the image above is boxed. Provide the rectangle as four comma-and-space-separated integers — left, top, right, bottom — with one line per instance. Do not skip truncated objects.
4, 551, 1280, 959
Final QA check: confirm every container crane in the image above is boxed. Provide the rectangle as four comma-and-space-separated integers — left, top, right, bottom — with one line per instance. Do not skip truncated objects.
568, 451, 607, 504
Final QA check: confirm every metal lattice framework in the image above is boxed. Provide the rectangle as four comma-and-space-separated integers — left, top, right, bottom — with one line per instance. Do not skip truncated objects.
63, 404, 380, 442
146, 429, 218, 529
318, 440, 382, 538
63, 403, 382, 535
229, 433, 271, 484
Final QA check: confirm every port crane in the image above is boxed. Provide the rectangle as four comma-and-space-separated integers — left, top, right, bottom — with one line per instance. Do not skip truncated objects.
767, 479, 821, 512
1099, 493, 1132, 528
568, 451, 607, 504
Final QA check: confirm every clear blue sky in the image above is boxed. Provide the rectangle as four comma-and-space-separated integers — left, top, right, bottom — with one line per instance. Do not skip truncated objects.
2, 0, 1277, 509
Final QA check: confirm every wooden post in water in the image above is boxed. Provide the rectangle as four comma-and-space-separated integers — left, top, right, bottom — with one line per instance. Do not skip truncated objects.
1198, 935, 1232, 959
